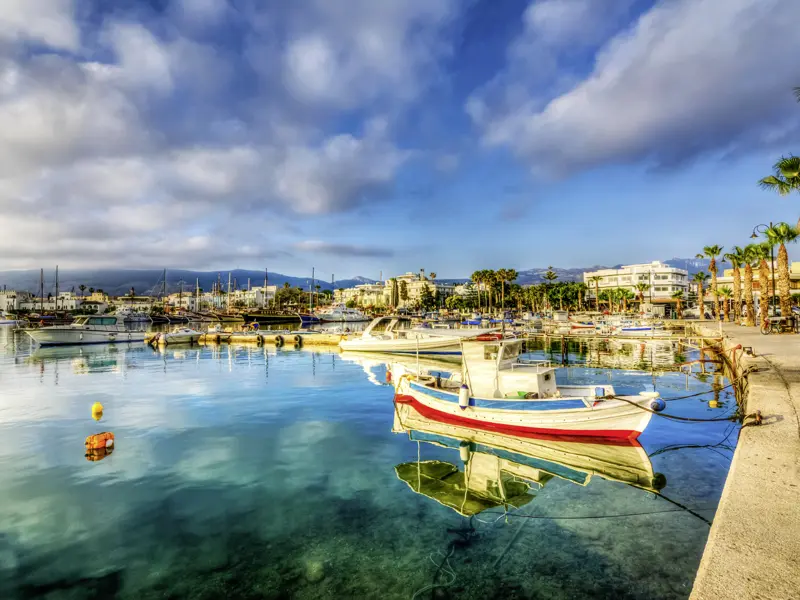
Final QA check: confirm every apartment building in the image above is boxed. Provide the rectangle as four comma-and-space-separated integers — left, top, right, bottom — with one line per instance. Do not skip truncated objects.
584, 261, 689, 302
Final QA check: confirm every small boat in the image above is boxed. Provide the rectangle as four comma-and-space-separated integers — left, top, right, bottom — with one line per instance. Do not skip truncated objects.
116, 307, 152, 323
339, 316, 497, 356
299, 313, 321, 325
242, 310, 299, 324
317, 304, 370, 323
392, 337, 664, 441
0, 311, 19, 325
24, 315, 147, 346
149, 327, 203, 346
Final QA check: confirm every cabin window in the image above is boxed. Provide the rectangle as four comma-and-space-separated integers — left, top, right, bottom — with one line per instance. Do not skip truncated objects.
483, 345, 499, 360
501, 344, 521, 360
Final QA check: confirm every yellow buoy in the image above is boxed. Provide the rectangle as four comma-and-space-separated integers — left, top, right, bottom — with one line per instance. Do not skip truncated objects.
91, 402, 104, 421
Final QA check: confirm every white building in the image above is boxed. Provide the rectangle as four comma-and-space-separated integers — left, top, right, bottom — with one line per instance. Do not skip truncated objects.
584, 261, 689, 307
333, 271, 456, 309
0, 290, 34, 311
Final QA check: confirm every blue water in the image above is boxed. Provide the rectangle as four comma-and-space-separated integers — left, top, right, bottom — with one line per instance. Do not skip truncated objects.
0, 329, 738, 599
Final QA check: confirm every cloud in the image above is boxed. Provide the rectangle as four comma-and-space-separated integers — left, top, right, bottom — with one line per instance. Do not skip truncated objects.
470, 0, 800, 174
293, 240, 394, 258
0, 0, 80, 51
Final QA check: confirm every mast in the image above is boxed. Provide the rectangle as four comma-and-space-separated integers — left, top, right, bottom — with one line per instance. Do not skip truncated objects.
40, 268, 44, 314
263, 268, 268, 309
179, 279, 183, 308
196, 278, 200, 312
227, 272, 232, 312
55, 265, 59, 312
311, 267, 315, 312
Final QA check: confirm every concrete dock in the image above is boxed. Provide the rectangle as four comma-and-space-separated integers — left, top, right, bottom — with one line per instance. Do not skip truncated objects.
690, 324, 800, 600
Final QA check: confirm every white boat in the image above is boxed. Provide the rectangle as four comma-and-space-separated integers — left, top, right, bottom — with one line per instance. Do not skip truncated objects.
0, 311, 19, 325
149, 327, 203, 346
339, 316, 497, 356
392, 337, 664, 441
318, 304, 370, 323
392, 402, 664, 516
116, 306, 152, 323
24, 315, 147, 346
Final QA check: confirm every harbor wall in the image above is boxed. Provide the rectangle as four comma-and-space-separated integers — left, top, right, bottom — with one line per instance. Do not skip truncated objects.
689, 324, 800, 600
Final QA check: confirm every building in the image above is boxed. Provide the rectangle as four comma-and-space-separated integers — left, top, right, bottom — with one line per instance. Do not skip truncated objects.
584, 261, 689, 313
716, 261, 800, 302
333, 270, 457, 309
113, 296, 155, 311
334, 283, 388, 308
0, 290, 34, 311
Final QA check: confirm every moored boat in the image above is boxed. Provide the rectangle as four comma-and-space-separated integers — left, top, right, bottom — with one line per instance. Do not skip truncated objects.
392, 337, 663, 441
148, 327, 203, 346
24, 315, 146, 346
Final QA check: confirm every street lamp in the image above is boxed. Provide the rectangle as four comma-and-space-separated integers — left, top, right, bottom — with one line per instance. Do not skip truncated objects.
751, 223, 777, 315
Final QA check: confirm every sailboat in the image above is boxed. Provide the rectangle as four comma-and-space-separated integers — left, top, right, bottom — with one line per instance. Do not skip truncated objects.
298, 268, 321, 325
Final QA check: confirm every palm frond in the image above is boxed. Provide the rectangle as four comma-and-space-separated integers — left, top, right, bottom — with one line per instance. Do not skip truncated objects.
776, 155, 800, 179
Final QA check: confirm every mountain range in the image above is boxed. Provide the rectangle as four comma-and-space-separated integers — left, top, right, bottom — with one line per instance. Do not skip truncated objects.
0, 259, 711, 296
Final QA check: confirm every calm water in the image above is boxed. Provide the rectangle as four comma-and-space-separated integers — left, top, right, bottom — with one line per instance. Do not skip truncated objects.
0, 328, 739, 599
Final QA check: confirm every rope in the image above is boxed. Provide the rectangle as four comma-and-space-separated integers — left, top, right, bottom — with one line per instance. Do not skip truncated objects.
610, 393, 739, 422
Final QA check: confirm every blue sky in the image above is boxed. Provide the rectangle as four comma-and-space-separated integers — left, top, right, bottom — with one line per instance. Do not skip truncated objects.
1, 0, 798, 278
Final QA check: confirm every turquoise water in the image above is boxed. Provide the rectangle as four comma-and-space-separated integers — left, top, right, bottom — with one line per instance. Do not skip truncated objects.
0, 329, 738, 599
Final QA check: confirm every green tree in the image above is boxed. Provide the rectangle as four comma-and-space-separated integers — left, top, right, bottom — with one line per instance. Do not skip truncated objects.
79, 284, 86, 297
693, 272, 710, 319
764, 222, 799, 317
399, 280, 409, 306
634, 283, 650, 305
755, 242, 773, 321
723, 246, 747, 322
759, 155, 800, 229
742, 244, 758, 326
718, 286, 733, 322
420, 284, 435, 311
88, 287, 95, 295
671, 290, 684, 318
697, 245, 723, 318
589, 275, 602, 311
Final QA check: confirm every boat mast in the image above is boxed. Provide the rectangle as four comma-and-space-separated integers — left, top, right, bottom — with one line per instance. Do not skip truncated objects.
263, 268, 268, 309
196, 278, 199, 312
310, 267, 315, 313
39, 268, 43, 314
227, 272, 232, 312
55, 265, 59, 312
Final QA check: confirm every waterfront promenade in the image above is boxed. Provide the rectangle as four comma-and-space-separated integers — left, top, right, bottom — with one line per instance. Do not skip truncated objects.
691, 324, 800, 600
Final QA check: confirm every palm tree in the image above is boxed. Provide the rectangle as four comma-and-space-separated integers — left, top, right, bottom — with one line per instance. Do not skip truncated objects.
697, 245, 723, 319
589, 276, 602, 311
671, 290, 685, 318
759, 155, 800, 229
765, 222, 799, 317
428, 272, 437, 307
718, 286, 733, 322
743, 244, 758, 326
634, 283, 650, 306
619, 288, 634, 313
755, 243, 772, 322
79, 284, 86, 297
693, 272, 709, 319
470, 271, 482, 310
723, 246, 746, 323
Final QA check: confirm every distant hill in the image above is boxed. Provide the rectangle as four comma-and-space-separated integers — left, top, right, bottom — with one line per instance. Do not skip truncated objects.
0, 259, 710, 296
0, 269, 377, 297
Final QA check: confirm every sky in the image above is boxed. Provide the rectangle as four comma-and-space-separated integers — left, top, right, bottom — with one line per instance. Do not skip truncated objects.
1, 0, 799, 278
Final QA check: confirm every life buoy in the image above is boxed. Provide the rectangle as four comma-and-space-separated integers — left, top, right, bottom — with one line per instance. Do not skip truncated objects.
85, 432, 114, 450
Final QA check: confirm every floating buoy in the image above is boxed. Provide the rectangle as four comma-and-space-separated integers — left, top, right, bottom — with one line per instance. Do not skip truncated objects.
458, 384, 470, 410
91, 402, 104, 421
85, 432, 114, 450
459, 440, 472, 463
651, 472, 667, 491
649, 397, 666, 412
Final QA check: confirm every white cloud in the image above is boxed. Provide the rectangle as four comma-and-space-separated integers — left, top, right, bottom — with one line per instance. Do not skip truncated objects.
0, 0, 79, 51
471, 0, 800, 174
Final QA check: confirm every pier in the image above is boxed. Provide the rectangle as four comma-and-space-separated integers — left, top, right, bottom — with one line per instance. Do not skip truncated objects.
690, 324, 800, 600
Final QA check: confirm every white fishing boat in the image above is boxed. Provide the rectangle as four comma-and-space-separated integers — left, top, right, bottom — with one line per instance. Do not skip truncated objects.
24, 315, 147, 346
116, 306, 152, 323
149, 327, 203, 346
318, 304, 370, 323
339, 316, 497, 356
392, 337, 664, 441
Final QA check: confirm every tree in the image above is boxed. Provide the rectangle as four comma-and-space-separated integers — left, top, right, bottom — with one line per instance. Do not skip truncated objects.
420, 284, 435, 311
672, 290, 684, 318
718, 286, 733, 322
759, 155, 800, 229
496, 268, 518, 310
634, 283, 650, 305
399, 280, 409, 305
79, 284, 86, 297
389, 278, 399, 308
697, 245, 723, 318
470, 271, 483, 311
764, 222, 799, 317
743, 244, 758, 327
542, 267, 558, 311
589, 276, 602, 311
755, 242, 773, 321
723, 246, 746, 323
693, 272, 710, 319
618, 288, 635, 313
89, 287, 95, 295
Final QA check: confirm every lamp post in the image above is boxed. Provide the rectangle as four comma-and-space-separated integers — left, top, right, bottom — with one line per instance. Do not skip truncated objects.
751, 223, 776, 315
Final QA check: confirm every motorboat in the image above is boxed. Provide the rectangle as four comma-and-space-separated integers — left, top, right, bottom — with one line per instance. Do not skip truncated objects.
299, 312, 321, 325
392, 402, 664, 516
24, 315, 147, 346
0, 311, 19, 325
148, 326, 203, 346
242, 310, 299, 324
339, 316, 497, 356
317, 304, 370, 323
116, 306, 152, 323
391, 337, 664, 441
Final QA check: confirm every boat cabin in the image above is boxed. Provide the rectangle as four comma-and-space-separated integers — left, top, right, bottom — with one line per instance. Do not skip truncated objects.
461, 339, 560, 399
71, 316, 123, 328
361, 316, 415, 338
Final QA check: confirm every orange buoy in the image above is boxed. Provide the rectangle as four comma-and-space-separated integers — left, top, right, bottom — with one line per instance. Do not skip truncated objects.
85, 432, 114, 451
85, 447, 114, 462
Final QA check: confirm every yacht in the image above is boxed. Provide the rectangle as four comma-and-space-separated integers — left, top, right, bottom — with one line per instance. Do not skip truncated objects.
339, 315, 496, 355
24, 315, 147, 346
116, 306, 152, 323
318, 304, 370, 323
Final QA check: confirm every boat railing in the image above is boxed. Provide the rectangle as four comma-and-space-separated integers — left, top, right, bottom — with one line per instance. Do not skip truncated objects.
512, 358, 554, 371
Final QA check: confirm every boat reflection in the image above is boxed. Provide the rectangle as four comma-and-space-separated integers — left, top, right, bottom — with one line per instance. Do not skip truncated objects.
392, 401, 664, 516
339, 351, 458, 387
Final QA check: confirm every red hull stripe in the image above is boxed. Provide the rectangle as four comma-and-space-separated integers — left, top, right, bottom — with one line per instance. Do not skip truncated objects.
394, 394, 641, 445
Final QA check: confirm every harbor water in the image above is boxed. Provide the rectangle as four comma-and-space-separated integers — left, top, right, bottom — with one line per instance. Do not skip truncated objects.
0, 329, 739, 599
